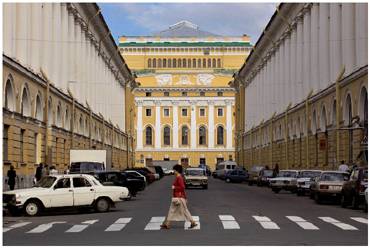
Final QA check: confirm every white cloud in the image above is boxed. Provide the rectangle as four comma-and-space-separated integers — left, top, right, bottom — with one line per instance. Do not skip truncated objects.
118, 3, 277, 43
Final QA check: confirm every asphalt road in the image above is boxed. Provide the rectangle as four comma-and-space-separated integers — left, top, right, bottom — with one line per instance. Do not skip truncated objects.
3, 176, 368, 245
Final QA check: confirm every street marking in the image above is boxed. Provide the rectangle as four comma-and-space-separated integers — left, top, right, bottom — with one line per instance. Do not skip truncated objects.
219, 215, 240, 229
3, 222, 31, 233
286, 216, 319, 230
185, 216, 200, 230
65, 219, 99, 233
350, 217, 368, 224
319, 217, 358, 230
105, 218, 132, 232
144, 216, 165, 230
27, 221, 66, 233
253, 216, 280, 230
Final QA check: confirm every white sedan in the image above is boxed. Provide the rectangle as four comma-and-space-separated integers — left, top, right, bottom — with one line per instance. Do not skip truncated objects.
3, 174, 129, 216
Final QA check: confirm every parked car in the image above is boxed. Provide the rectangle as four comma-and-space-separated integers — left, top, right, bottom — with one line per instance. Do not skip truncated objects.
341, 167, 368, 209
124, 170, 147, 185
270, 170, 299, 193
214, 161, 237, 179
129, 168, 156, 184
225, 169, 248, 183
163, 168, 174, 176
150, 166, 164, 178
3, 174, 129, 216
256, 169, 275, 186
310, 171, 349, 204
365, 188, 368, 212
247, 165, 265, 186
70, 161, 105, 174
198, 164, 211, 176
184, 168, 208, 189
93, 171, 146, 197
296, 170, 322, 196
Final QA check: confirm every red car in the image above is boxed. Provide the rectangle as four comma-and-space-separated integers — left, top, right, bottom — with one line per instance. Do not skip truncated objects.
130, 168, 156, 184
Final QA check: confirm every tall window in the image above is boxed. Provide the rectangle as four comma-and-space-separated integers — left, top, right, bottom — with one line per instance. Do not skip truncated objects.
153, 58, 156, 68
168, 58, 172, 68
163, 59, 167, 68
3, 125, 9, 161
178, 58, 181, 68
203, 59, 206, 68
207, 59, 211, 67
187, 58, 191, 68
199, 126, 207, 145
4, 78, 15, 111
198, 59, 201, 68
21, 87, 31, 117
158, 58, 162, 68
181, 126, 189, 145
217, 126, 224, 145
212, 58, 216, 68
193, 59, 196, 68
173, 58, 177, 68
217, 58, 221, 68
163, 126, 171, 146
145, 126, 152, 145
148, 59, 152, 68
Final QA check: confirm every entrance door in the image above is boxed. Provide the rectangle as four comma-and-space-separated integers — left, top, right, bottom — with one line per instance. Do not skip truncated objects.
181, 158, 189, 167
199, 158, 206, 165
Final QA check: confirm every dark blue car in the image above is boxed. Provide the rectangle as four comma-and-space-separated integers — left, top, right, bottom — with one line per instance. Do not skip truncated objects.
225, 169, 249, 183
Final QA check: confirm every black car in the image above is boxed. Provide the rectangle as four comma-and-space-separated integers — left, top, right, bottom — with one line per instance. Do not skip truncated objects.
225, 169, 249, 183
93, 171, 146, 197
152, 166, 165, 178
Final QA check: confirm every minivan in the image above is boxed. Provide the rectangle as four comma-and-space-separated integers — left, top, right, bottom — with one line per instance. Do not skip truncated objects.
214, 161, 237, 180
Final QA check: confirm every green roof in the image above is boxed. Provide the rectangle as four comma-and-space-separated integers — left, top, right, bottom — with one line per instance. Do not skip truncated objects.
119, 41, 252, 47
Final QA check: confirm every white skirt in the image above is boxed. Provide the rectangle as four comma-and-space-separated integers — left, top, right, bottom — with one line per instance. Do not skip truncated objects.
165, 197, 194, 222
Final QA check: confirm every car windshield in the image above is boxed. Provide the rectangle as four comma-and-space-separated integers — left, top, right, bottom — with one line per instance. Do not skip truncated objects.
299, 171, 321, 178
320, 173, 349, 181
185, 170, 205, 176
263, 170, 273, 176
34, 176, 57, 188
277, 171, 297, 178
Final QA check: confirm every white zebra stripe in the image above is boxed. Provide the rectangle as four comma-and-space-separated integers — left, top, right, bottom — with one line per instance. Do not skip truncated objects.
253, 216, 280, 229
3, 222, 31, 233
319, 217, 358, 230
105, 218, 132, 232
286, 216, 319, 230
219, 215, 240, 229
350, 217, 368, 224
27, 221, 66, 233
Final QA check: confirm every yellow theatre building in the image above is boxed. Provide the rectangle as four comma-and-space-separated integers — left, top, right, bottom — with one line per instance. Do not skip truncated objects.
119, 21, 252, 169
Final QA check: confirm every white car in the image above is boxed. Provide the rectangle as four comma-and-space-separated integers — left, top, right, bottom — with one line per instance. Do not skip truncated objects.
3, 174, 129, 216
296, 170, 322, 196
270, 170, 299, 193
125, 170, 147, 183
184, 168, 208, 189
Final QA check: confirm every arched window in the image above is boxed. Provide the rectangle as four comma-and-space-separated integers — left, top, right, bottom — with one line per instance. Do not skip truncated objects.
65, 108, 70, 130
199, 126, 207, 145
198, 59, 201, 68
85, 118, 89, 136
158, 58, 162, 68
344, 94, 352, 127
332, 100, 337, 126
145, 126, 153, 145
296, 117, 301, 137
163, 126, 171, 146
20, 86, 31, 117
181, 126, 189, 145
56, 104, 62, 127
35, 94, 43, 121
48, 98, 53, 125
359, 87, 368, 126
4, 77, 15, 111
212, 58, 216, 68
207, 59, 211, 68
178, 58, 182, 68
217, 126, 224, 145
168, 58, 172, 68
320, 105, 327, 132
79, 116, 84, 135
311, 110, 317, 134
173, 58, 177, 68
217, 58, 221, 68
148, 58, 152, 68
193, 59, 196, 68
203, 59, 206, 68
163, 58, 167, 68
153, 58, 157, 68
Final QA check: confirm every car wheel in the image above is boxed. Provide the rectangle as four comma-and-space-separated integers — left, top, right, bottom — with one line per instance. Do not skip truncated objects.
95, 198, 110, 213
314, 193, 322, 204
226, 178, 231, 183
24, 200, 41, 216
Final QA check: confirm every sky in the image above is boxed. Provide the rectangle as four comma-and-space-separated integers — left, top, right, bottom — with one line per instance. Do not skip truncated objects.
99, 3, 277, 44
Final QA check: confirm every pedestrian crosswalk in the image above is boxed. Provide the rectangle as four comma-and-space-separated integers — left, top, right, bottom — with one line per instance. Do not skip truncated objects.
3, 215, 367, 234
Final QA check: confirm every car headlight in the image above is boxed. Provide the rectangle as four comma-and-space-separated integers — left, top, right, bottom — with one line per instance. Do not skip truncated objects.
15, 194, 21, 199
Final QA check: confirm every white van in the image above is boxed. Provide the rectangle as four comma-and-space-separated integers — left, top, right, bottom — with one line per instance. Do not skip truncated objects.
214, 161, 238, 179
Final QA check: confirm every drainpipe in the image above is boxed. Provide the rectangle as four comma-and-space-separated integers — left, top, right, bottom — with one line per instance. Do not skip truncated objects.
41, 69, 51, 165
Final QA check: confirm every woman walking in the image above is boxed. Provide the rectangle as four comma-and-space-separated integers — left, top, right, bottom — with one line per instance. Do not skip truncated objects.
161, 164, 197, 229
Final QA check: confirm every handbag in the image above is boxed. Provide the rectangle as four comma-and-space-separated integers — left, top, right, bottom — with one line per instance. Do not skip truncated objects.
171, 197, 181, 206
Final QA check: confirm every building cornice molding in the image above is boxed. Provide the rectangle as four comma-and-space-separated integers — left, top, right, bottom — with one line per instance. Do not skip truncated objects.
134, 87, 236, 92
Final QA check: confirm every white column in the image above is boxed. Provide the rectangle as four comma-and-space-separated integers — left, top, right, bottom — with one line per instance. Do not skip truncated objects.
355, 3, 368, 68
296, 17, 304, 102
155, 103, 161, 149
191, 102, 197, 149
30, 3, 42, 73
290, 28, 297, 105
172, 103, 179, 148
319, 3, 330, 89
15, 3, 29, 66
285, 36, 292, 106
68, 11, 75, 85
342, 3, 356, 76
278, 45, 284, 113
271, 54, 277, 114
303, 10, 311, 97
329, 3, 342, 83
226, 101, 233, 149
310, 3, 319, 93
75, 21, 82, 100
136, 103, 143, 149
